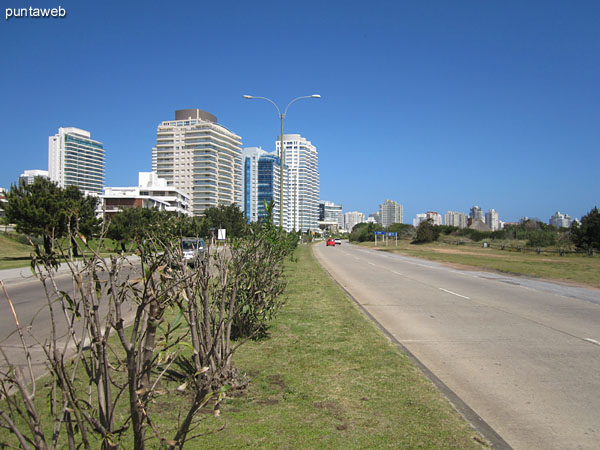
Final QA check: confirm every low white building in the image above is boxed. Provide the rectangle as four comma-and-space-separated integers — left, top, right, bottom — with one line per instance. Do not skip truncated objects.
19, 169, 49, 185
549, 211, 572, 228
414, 211, 442, 227
100, 172, 191, 218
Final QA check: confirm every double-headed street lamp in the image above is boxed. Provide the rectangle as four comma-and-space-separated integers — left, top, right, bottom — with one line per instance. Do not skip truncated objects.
243, 94, 321, 229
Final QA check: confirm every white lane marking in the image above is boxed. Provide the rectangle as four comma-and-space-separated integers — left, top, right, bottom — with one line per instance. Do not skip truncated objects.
367, 262, 376, 266
584, 338, 600, 346
439, 288, 471, 300
392, 271, 404, 276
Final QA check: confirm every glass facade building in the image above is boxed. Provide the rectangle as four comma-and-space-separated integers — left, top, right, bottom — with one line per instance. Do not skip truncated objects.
48, 127, 105, 195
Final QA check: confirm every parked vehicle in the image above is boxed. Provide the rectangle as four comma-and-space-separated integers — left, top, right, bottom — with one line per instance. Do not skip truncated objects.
181, 238, 206, 264
326, 238, 336, 246
334, 238, 341, 245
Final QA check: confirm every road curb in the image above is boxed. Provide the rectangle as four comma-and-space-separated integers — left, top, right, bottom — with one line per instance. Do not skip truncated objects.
311, 242, 512, 450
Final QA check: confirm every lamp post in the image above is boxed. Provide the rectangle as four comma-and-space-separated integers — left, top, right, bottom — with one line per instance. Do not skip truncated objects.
243, 94, 320, 230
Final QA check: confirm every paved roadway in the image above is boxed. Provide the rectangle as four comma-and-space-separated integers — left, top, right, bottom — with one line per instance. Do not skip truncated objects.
0, 260, 138, 381
313, 241, 600, 450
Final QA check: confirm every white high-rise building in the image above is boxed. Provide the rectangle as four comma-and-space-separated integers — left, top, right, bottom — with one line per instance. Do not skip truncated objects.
379, 199, 403, 227
152, 109, 242, 216
242, 147, 289, 228
19, 169, 49, 185
445, 211, 468, 229
485, 209, 500, 231
49, 127, 105, 195
549, 211, 572, 228
276, 134, 319, 232
344, 211, 365, 233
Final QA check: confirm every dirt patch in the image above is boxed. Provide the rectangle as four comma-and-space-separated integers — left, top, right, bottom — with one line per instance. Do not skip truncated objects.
256, 398, 279, 406
430, 248, 511, 258
267, 374, 287, 391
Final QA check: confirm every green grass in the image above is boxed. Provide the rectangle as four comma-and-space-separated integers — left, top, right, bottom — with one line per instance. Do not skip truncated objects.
0, 233, 34, 269
0, 232, 129, 270
0, 244, 487, 448
361, 239, 600, 288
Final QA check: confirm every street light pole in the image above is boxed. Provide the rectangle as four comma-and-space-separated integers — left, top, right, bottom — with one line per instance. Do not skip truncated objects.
243, 94, 320, 230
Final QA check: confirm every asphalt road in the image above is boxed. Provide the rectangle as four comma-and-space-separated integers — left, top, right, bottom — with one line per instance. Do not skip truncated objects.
0, 261, 138, 381
313, 241, 600, 450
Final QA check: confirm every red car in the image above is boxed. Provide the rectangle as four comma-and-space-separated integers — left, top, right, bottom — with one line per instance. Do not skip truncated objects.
326, 238, 336, 246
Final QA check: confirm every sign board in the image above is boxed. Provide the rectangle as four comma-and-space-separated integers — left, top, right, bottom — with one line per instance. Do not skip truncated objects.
387, 232, 397, 237
374, 231, 385, 235
217, 228, 226, 241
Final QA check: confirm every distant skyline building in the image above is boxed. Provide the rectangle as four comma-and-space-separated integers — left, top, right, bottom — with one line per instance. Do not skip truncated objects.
19, 169, 48, 185
445, 211, 468, 229
485, 209, 500, 231
319, 200, 343, 229
379, 199, 403, 227
469, 205, 483, 223
101, 172, 191, 218
242, 147, 289, 227
152, 109, 242, 216
344, 211, 365, 232
48, 127, 105, 195
276, 134, 319, 232
549, 211, 573, 228
414, 211, 442, 227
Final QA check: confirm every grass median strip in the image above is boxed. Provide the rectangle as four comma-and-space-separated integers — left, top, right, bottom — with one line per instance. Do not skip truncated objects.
196, 243, 486, 448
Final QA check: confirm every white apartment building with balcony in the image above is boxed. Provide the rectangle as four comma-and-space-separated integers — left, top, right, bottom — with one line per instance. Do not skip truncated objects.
152, 109, 242, 216
344, 211, 365, 233
19, 169, 49, 185
445, 211, 468, 228
101, 172, 191, 218
379, 199, 403, 227
49, 127, 105, 195
276, 134, 319, 232
485, 209, 500, 231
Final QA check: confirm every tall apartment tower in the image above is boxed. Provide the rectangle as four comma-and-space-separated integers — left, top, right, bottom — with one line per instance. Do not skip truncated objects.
152, 109, 242, 216
445, 211, 468, 229
344, 211, 365, 232
469, 205, 484, 222
276, 134, 319, 232
242, 147, 289, 227
48, 127, 105, 195
485, 209, 500, 231
379, 199, 403, 227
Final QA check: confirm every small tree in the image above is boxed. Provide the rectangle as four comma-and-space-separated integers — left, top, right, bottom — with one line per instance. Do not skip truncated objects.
413, 219, 439, 243
203, 204, 246, 239
4, 177, 98, 254
571, 207, 600, 253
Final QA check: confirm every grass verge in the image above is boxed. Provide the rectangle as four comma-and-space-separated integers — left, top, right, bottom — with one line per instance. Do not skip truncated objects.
188, 243, 486, 448
359, 240, 600, 289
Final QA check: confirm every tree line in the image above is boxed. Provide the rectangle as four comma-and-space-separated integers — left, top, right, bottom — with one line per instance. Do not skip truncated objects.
348, 207, 600, 253
3, 177, 254, 254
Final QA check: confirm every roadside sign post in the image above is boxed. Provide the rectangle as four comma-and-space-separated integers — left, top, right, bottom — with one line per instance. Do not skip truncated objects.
374, 231, 385, 245
388, 232, 397, 246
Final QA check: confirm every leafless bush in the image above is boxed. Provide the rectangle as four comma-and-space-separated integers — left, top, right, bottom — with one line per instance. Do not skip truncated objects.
0, 222, 290, 449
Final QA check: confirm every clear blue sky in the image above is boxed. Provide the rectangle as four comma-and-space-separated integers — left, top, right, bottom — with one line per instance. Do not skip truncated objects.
1, 0, 598, 223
